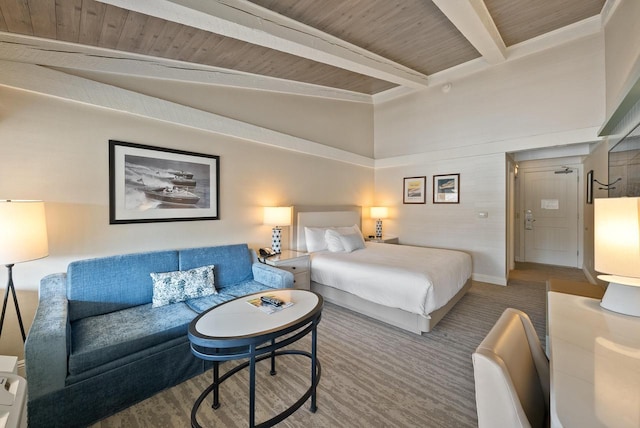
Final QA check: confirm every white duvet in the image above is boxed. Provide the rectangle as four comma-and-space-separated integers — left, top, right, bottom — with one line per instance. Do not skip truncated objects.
310, 242, 472, 316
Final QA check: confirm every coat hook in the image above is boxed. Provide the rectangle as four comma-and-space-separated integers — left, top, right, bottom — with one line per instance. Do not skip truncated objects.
594, 177, 622, 189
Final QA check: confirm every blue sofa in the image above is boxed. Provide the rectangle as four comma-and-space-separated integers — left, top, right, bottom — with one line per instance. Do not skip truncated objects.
24, 243, 293, 428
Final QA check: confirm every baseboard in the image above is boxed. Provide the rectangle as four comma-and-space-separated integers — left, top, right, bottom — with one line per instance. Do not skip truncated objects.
472, 273, 507, 286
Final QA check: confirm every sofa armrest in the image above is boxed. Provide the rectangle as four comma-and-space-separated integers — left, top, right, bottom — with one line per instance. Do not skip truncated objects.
25, 273, 69, 400
252, 263, 294, 289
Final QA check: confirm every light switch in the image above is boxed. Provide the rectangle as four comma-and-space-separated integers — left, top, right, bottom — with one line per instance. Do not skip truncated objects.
478, 212, 488, 218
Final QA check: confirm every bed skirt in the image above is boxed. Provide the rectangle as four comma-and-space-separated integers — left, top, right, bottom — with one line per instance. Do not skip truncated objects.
311, 277, 472, 334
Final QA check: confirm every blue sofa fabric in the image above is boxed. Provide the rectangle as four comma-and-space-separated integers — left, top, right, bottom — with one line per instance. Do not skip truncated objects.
23, 274, 69, 398
67, 250, 179, 321
69, 301, 196, 375
25, 243, 294, 428
179, 244, 253, 288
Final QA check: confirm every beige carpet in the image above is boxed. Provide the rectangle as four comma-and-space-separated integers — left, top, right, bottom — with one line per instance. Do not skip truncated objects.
89, 278, 551, 428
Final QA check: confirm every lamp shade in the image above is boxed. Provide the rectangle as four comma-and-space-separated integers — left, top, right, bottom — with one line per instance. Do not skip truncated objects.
263, 206, 291, 226
594, 197, 640, 279
0, 200, 49, 265
370, 206, 388, 219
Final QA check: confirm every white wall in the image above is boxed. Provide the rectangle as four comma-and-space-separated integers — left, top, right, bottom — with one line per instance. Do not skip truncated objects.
604, 0, 640, 120
375, 153, 506, 284
373, 34, 606, 285
0, 83, 373, 358
582, 141, 610, 283
57, 69, 375, 158
0, 82, 374, 288
374, 34, 605, 159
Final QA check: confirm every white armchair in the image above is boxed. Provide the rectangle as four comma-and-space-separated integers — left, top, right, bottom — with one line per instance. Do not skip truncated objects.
472, 308, 550, 428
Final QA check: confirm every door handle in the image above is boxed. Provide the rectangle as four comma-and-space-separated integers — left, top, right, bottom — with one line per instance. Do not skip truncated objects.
525, 210, 534, 230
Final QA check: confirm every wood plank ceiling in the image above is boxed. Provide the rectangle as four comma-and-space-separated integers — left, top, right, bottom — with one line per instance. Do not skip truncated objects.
0, 0, 606, 96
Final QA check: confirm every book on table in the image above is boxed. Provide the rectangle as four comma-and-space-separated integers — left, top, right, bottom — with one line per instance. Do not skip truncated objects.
246, 295, 294, 314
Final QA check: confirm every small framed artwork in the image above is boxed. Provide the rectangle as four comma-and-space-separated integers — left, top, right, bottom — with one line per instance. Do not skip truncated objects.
403, 176, 426, 204
433, 173, 460, 204
109, 140, 220, 224
586, 170, 594, 204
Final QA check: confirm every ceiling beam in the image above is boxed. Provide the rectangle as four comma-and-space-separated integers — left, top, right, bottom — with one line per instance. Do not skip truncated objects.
0, 32, 371, 103
95, 0, 429, 89
0, 60, 374, 167
432, 0, 506, 64
374, 15, 601, 104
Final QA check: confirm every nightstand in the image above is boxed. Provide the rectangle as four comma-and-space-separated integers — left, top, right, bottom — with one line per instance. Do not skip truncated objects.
262, 250, 311, 290
365, 236, 399, 244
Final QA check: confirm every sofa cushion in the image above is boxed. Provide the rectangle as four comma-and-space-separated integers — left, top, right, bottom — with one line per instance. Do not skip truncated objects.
185, 292, 235, 313
185, 280, 272, 313
179, 244, 253, 290
150, 265, 217, 308
67, 250, 179, 322
69, 301, 196, 375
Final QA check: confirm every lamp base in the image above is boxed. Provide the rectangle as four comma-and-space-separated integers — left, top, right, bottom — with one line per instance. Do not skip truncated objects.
0, 264, 26, 341
375, 219, 383, 239
600, 281, 640, 317
271, 227, 282, 254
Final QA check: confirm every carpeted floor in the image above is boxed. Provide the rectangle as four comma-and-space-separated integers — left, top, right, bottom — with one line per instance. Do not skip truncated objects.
90, 267, 567, 428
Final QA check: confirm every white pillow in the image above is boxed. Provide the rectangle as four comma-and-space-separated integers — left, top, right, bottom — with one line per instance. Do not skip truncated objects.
325, 225, 364, 252
306, 224, 363, 252
325, 229, 346, 252
304, 227, 329, 252
335, 224, 361, 236
340, 232, 366, 252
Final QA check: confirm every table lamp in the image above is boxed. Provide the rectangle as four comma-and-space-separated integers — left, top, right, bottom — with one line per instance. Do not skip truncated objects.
370, 206, 388, 239
0, 200, 49, 341
594, 197, 640, 317
263, 207, 291, 254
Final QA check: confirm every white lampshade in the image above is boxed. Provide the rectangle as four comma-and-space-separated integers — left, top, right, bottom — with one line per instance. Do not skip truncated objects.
595, 197, 640, 280
0, 200, 49, 265
370, 206, 388, 219
595, 197, 640, 316
263, 206, 291, 227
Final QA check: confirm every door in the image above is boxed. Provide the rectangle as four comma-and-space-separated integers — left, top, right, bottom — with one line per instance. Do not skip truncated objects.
522, 168, 579, 267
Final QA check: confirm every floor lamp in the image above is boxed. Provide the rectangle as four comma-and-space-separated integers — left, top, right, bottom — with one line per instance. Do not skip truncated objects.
0, 200, 49, 341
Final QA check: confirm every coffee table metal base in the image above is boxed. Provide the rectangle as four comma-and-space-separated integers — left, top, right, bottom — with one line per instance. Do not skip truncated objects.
191, 349, 321, 428
188, 290, 323, 428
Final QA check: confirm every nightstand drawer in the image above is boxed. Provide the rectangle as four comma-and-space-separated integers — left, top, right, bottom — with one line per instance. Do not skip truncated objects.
293, 271, 310, 290
273, 258, 309, 274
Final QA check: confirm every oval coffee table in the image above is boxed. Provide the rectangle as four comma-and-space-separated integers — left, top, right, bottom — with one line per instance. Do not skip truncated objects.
188, 288, 323, 428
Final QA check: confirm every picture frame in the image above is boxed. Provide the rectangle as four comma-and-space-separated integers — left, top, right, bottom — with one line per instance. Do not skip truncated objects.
433, 173, 460, 204
109, 140, 220, 224
587, 170, 594, 204
403, 176, 426, 204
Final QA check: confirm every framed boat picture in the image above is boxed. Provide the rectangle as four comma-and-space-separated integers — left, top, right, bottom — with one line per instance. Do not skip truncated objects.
109, 140, 220, 224
433, 173, 460, 204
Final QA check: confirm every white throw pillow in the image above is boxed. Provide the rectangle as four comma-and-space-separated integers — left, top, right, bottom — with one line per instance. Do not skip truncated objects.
325, 229, 346, 252
304, 227, 329, 252
339, 232, 366, 252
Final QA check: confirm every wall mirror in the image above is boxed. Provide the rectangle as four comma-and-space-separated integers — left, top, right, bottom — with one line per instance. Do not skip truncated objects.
608, 121, 640, 197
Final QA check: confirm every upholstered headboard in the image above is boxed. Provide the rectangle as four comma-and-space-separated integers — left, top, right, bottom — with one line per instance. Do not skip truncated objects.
291, 205, 362, 252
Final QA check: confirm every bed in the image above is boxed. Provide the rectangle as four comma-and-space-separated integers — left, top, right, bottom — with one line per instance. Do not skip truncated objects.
290, 205, 472, 334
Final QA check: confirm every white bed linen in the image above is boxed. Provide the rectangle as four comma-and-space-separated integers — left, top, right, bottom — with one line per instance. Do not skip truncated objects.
310, 243, 472, 316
